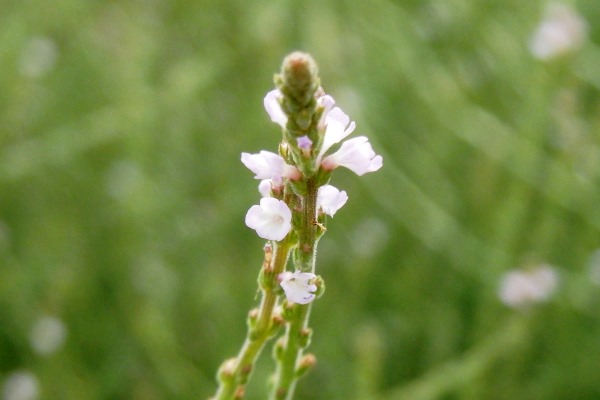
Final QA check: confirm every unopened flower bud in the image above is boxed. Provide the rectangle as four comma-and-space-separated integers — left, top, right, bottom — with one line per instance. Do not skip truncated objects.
263, 243, 273, 270
273, 337, 286, 361
298, 327, 312, 348
247, 308, 259, 330
295, 353, 317, 378
217, 357, 237, 383
234, 385, 246, 400
268, 311, 286, 337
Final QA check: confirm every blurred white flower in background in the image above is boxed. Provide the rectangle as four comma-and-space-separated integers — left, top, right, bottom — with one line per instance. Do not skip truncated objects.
2, 371, 39, 400
349, 218, 390, 258
105, 160, 144, 202
29, 315, 67, 356
18, 36, 58, 78
498, 264, 559, 308
529, 3, 587, 60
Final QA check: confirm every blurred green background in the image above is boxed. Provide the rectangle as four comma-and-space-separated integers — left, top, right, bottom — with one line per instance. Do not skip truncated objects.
1, 0, 600, 399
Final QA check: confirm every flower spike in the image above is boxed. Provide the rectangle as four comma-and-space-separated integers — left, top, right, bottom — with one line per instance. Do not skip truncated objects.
215, 52, 383, 400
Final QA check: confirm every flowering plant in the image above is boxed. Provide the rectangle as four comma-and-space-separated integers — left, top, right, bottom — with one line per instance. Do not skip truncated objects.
211, 52, 382, 400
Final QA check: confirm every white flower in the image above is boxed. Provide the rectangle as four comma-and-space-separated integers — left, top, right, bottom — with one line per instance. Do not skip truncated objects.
258, 179, 273, 197
498, 264, 559, 308
262, 88, 382, 177
264, 89, 288, 128
529, 3, 587, 60
241, 151, 301, 182
245, 197, 292, 241
317, 185, 348, 217
18, 36, 58, 79
29, 315, 67, 356
258, 179, 284, 197
279, 271, 317, 304
321, 136, 383, 176
317, 94, 336, 129
2, 371, 39, 400
317, 107, 356, 163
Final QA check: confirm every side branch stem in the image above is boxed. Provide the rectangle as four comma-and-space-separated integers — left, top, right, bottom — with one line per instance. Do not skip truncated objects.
213, 239, 293, 400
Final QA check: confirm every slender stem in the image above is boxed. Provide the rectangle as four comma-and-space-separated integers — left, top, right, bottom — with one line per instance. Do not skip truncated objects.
297, 177, 318, 272
270, 178, 320, 400
270, 304, 312, 400
213, 239, 293, 400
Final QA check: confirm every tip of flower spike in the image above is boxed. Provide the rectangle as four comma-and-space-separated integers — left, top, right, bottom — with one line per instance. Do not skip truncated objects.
279, 52, 319, 108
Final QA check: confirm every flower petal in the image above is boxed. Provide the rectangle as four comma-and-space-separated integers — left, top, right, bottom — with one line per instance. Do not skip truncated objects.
264, 89, 288, 128
317, 185, 348, 217
321, 136, 383, 176
258, 179, 272, 197
245, 198, 292, 241
279, 271, 317, 304
317, 94, 336, 129
241, 151, 300, 181
317, 106, 356, 162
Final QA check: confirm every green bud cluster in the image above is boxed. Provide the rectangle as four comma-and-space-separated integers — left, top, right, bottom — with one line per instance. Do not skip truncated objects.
275, 52, 324, 178
278, 52, 320, 115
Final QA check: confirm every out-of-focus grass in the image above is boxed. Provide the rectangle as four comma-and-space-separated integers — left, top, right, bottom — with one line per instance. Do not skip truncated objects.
1, 1, 599, 399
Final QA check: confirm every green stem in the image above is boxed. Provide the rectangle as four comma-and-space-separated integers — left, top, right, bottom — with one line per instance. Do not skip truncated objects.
270, 305, 312, 400
270, 178, 320, 400
297, 177, 318, 272
213, 239, 293, 400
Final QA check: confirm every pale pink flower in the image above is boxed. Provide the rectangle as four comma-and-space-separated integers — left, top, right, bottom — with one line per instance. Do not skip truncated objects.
317, 107, 357, 163
317, 185, 348, 217
321, 136, 383, 176
2, 370, 39, 400
264, 89, 287, 128
29, 315, 67, 356
241, 151, 301, 182
245, 198, 292, 241
317, 94, 336, 129
529, 3, 587, 60
498, 264, 559, 308
258, 179, 273, 197
279, 271, 317, 304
